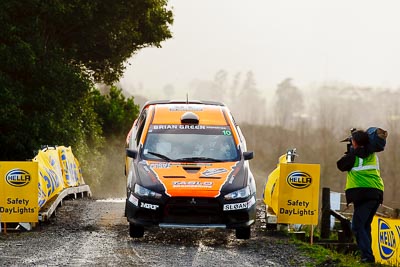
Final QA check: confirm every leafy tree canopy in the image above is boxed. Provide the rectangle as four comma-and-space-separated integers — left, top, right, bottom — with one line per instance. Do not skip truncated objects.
0, 0, 173, 160
1, 0, 173, 84
92, 86, 139, 139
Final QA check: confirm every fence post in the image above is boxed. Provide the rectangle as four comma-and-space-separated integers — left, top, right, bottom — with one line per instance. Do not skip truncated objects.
320, 187, 331, 239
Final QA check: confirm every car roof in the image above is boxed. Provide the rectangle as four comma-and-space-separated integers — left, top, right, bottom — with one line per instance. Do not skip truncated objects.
148, 101, 229, 125
140, 99, 225, 113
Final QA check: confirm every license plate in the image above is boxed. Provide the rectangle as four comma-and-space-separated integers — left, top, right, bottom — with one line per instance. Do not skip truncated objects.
223, 202, 248, 211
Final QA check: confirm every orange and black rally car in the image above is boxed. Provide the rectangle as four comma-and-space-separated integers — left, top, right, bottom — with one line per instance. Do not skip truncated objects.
125, 100, 256, 239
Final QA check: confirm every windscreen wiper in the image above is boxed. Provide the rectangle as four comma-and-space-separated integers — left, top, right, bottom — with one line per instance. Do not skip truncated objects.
148, 151, 172, 161
173, 157, 223, 162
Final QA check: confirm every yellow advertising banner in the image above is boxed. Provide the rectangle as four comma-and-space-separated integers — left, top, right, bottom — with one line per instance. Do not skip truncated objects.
277, 163, 320, 225
74, 157, 85, 185
263, 155, 286, 214
372, 216, 400, 266
58, 146, 80, 187
0, 162, 38, 222
33, 148, 65, 208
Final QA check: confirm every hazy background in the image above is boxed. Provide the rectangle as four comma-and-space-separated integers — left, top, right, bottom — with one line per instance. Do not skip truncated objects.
120, 0, 400, 97
105, 1, 400, 209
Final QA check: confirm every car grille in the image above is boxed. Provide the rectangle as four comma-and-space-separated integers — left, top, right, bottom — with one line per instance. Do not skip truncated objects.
162, 197, 222, 224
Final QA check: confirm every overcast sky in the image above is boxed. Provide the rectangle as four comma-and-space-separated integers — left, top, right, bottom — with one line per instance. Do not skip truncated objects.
120, 0, 400, 96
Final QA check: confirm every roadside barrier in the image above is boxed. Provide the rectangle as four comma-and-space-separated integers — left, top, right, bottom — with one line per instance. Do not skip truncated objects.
372, 216, 400, 266
0, 146, 91, 231
263, 149, 321, 226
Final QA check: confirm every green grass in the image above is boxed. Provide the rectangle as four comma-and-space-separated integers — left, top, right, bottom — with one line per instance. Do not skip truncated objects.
293, 239, 390, 266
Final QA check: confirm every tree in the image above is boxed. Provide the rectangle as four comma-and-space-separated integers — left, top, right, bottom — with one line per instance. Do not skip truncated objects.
0, 0, 173, 160
237, 71, 265, 124
0, 56, 102, 160
227, 72, 241, 106
91, 86, 139, 139
89, 86, 139, 197
274, 78, 304, 128
213, 69, 228, 102
1, 0, 173, 84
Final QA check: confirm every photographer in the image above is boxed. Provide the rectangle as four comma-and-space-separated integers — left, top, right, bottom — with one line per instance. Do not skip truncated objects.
337, 129, 384, 264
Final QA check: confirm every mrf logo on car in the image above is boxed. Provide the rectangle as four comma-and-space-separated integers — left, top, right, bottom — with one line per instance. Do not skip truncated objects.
0, 162, 39, 223
277, 163, 320, 225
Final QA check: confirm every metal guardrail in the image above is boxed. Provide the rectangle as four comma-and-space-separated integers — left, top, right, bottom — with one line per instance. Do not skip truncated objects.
38, 184, 92, 222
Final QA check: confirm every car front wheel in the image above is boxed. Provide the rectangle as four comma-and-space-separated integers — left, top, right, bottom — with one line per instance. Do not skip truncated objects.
129, 223, 144, 238
235, 227, 251, 239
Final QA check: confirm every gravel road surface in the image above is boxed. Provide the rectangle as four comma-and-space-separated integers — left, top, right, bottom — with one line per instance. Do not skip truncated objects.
0, 197, 316, 266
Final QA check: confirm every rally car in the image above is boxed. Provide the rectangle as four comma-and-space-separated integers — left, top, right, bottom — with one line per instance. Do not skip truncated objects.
124, 100, 256, 239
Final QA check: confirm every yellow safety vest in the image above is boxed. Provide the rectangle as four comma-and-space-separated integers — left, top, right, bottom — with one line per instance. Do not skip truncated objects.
346, 153, 384, 191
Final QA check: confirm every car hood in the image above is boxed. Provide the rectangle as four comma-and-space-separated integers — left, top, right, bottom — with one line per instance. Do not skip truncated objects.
137, 160, 247, 198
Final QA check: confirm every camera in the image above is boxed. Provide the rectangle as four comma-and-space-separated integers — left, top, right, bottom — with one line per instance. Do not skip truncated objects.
341, 128, 357, 153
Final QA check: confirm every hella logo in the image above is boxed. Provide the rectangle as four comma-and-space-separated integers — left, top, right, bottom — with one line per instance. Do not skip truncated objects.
286, 171, 312, 189
5, 169, 31, 187
378, 218, 397, 260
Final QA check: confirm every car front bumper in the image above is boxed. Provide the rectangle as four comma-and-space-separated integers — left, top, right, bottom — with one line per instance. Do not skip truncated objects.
125, 194, 256, 229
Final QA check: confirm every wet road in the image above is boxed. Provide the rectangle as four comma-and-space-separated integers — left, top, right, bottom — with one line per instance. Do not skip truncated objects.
0, 198, 313, 266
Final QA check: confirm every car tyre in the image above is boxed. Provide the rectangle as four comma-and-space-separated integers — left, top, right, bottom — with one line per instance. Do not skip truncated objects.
266, 223, 277, 230
129, 223, 144, 238
235, 227, 251, 239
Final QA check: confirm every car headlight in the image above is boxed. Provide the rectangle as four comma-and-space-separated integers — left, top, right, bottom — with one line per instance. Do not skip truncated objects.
224, 186, 250, 200
134, 184, 162, 199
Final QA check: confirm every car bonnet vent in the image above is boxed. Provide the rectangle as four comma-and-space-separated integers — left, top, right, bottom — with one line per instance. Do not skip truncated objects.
181, 112, 199, 124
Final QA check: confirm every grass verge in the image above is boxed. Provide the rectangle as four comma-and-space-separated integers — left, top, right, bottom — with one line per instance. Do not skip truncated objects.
294, 239, 389, 266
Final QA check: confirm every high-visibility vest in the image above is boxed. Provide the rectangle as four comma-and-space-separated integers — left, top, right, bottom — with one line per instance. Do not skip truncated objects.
346, 153, 384, 191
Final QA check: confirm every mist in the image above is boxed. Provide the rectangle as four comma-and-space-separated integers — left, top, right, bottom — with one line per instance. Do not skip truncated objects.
110, 0, 400, 208
117, 71, 400, 210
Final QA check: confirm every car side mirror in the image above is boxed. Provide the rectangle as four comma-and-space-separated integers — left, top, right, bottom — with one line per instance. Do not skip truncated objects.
126, 149, 138, 159
243, 151, 254, 160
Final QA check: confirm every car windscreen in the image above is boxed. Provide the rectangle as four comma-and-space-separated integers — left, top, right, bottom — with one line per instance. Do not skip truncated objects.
142, 125, 240, 162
